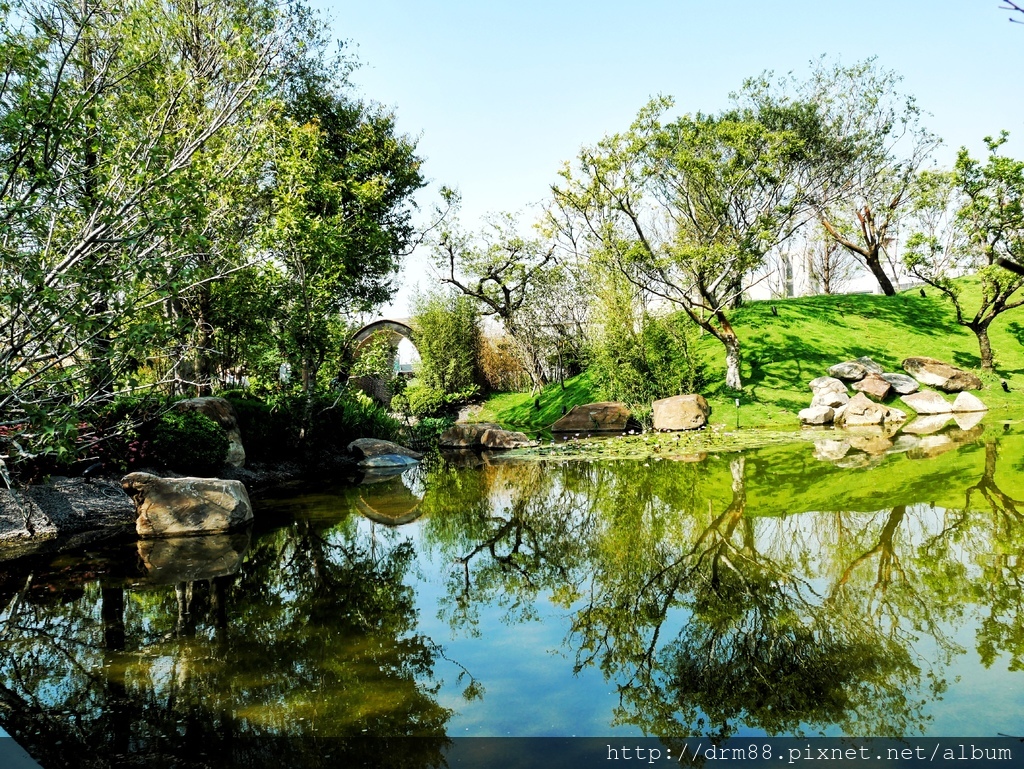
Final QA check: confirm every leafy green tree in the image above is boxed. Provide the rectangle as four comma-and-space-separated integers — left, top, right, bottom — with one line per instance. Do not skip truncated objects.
740, 58, 940, 296
260, 85, 424, 392
553, 98, 813, 390
0, 0, 285, 458
904, 134, 1024, 371
409, 289, 481, 397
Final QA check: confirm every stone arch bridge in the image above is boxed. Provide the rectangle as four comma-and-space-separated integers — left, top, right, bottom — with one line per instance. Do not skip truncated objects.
348, 318, 417, 406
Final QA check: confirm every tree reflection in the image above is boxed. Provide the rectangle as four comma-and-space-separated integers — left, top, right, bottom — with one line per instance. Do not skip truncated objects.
0, 515, 450, 768
421, 439, 1024, 738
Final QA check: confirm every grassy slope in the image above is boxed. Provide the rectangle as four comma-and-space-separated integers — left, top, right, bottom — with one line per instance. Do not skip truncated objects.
476, 280, 1024, 431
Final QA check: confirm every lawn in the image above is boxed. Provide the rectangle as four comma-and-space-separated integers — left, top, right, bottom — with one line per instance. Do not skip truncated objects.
475, 281, 1024, 431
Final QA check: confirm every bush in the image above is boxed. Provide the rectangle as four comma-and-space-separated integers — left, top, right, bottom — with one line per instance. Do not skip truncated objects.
223, 395, 294, 463
403, 416, 455, 451
411, 290, 482, 394
400, 381, 479, 419
479, 334, 530, 392
150, 410, 229, 475
590, 308, 708, 427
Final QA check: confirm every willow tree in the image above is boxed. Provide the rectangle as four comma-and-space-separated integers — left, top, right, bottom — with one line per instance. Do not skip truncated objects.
552, 97, 815, 391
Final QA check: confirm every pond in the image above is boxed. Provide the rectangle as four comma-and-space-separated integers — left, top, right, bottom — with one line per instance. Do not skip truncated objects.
2, 423, 1024, 767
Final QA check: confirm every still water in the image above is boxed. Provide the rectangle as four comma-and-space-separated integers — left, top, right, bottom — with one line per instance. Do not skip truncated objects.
2, 423, 1024, 767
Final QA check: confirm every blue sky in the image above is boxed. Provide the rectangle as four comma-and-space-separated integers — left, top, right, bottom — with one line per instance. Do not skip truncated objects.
315, 1, 1024, 315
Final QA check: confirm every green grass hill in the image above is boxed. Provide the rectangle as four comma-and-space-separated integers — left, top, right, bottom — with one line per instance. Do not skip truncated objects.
475, 281, 1024, 431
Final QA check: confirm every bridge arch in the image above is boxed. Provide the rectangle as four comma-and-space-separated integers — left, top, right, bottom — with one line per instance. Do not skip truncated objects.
351, 318, 415, 351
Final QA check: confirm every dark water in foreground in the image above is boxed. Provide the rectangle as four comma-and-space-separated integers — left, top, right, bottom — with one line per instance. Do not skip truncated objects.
3, 424, 1024, 767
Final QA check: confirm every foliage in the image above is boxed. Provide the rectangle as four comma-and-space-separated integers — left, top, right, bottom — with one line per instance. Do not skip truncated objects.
350, 334, 398, 380
589, 294, 708, 426
395, 380, 479, 419
150, 410, 230, 475
433, 206, 579, 389
402, 416, 456, 451
552, 96, 818, 391
479, 334, 531, 392
904, 134, 1024, 370
227, 390, 400, 459
739, 57, 939, 296
410, 290, 482, 395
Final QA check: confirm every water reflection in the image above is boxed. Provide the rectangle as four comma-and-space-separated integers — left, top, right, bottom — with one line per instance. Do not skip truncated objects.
2, 429, 1024, 766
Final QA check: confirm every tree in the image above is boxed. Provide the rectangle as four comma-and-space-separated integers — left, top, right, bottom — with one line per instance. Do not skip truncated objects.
904, 134, 1024, 371
259, 79, 424, 392
552, 98, 813, 390
0, 0, 285, 458
410, 290, 481, 396
433, 207, 561, 390
741, 58, 940, 296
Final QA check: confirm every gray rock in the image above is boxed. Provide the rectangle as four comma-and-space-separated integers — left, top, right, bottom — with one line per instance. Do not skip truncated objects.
653, 394, 710, 431
553, 402, 635, 432
902, 357, 983, 392
809, 376, 848, 394
855, 356, 885, 374
799, 406, 835, 425
902, 390, 953, 414
951, 391, 987, 413
811, 390, 849, 409
828, 361, 867, 381
358, 454, 420, 469
122, 472, 253, 539
881, 373, 919, 395
348, 438, 424, 461
439, 423, 537, 449
837, 392, 896, 426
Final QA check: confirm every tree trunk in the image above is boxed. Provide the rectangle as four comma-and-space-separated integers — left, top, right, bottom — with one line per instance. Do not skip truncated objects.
723, 333, 742, 391
864, 246, 897, 296
973, 322, 994, 371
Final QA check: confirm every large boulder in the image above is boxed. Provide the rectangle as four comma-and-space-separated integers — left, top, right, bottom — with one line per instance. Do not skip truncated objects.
348, 438, 423, 462
855, 356, 885, 374
799, 406, 834, 425
652, 394, 711, 431
811, 389, 849, 409
902, 357, 983, 392
177, 397, 246, 468
122, 472, 253, 539
952, 391, 987, 413
828, 361, 867, 381
809, 376, 848, 394
880, 373, 919, 395
852, 374, 892, 401
439, 423, 536, 449
902, 390, 953, 414
836, 392, 905, 427
552, 402, 636, 433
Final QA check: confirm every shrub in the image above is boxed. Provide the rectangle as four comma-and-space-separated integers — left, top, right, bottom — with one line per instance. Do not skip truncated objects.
223, 395, 294, 463
590, 306, 708, 427
411, 290, 482, 394
150, 410, 229, 475
403, 416, 455, 451
479, 334, 530, 392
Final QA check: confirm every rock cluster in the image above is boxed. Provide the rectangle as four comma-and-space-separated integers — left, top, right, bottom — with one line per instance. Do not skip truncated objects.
799, 356, 987, 428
